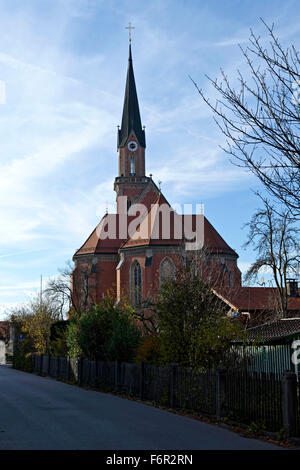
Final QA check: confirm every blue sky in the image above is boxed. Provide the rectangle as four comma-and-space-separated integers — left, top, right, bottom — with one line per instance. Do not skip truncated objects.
0, 0, 300, 318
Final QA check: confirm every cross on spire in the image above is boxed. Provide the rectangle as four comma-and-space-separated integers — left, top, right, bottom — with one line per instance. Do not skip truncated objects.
125, 22, 135, 44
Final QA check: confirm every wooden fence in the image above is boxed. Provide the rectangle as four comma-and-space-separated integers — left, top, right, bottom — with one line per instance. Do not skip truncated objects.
31, 354, 300, 439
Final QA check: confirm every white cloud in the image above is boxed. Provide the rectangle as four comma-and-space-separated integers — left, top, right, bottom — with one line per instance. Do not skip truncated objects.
0, 0, 299, 311
0, 280, 41, 291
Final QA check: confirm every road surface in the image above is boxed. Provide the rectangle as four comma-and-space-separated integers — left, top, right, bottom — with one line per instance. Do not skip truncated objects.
0, 365, 282, 450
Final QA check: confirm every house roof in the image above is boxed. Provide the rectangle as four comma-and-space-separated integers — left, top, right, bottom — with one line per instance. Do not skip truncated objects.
214, 286, 300, 313
245, 318, 300, 342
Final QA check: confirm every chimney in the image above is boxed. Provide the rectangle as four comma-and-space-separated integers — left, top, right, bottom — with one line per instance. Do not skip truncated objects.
286, 279, 299, 297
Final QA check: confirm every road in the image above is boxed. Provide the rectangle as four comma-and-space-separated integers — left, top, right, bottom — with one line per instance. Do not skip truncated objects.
0, 365, 282, 450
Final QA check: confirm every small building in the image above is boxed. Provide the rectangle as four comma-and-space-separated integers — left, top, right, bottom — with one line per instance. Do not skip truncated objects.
232, 318, 300, 378
214, 280, 300, 326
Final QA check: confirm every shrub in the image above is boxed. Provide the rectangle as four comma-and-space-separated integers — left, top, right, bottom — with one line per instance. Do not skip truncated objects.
12, 347, 33, 372
155, 267, 244, 369
50, 321, 69, 357
66, 295, 141, 362
135, 335, 163, 365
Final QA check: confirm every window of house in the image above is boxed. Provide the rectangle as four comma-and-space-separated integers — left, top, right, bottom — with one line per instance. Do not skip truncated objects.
159, 257, 175, 287
131, 261, 142, 306
81, 271, 89, 307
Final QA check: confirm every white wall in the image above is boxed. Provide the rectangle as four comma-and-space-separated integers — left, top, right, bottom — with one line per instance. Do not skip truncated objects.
0, 340, 6, 364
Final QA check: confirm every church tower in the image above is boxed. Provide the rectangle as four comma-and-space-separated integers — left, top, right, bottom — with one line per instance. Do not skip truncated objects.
114, 44, 151, 213
72, 32, 242, 310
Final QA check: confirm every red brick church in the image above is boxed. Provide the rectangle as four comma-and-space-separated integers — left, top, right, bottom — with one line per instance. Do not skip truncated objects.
72, 44, 242, 310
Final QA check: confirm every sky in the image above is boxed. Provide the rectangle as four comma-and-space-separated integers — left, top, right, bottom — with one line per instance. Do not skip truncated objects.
0, 0, 300, 318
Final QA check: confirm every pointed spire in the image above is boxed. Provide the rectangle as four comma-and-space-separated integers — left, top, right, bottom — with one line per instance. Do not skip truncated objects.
118, 44, 146, 148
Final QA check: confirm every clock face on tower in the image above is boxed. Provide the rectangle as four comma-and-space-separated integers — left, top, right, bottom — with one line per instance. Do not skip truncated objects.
128, 141, 138, 152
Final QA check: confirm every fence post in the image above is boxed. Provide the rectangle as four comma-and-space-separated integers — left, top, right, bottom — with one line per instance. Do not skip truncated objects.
57, 356, 61, 379
88, 360, 92, 385
170, 363, 178, 409
66, 356, 69, 381
140, 361, 145, 400
78, 357, 83, 385
282, 370, 297, 437
216, 367, 226, 421
115, 360, 120, 391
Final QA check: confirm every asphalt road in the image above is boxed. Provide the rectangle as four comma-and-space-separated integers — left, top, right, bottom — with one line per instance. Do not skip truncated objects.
0, 365, 282, 450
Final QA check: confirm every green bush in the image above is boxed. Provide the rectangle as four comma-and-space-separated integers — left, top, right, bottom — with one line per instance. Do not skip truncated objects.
50, 320, 69, 357
135, 335, 163, 365
155, 267, 245, 369
12, 348, 33, 372
67, 296, 141, 362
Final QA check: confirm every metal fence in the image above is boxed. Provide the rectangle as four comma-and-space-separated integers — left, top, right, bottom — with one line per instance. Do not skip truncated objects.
296, 381, 300, 437
230, 343, 294, 377
143, 364, 170, 405
176, 367, 216, 415
31, 354, 300, 438
224, 370, 283, 432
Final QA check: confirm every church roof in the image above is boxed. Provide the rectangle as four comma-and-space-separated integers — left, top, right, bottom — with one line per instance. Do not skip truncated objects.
74, 201, 238, 257
202, 216, 238, 256
121, 192, 182, 249
74, 175, 237, 258
121, 193, 238, 255
118, 44, 146, 148
74, 179, 159, 257
74, 214, 136, 256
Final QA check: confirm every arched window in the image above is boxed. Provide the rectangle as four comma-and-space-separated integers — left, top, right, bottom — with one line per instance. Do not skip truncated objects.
131, 260, 142, 306
159, 257, 175, 286
81, 270, 89, 307
130, 155, 136, 176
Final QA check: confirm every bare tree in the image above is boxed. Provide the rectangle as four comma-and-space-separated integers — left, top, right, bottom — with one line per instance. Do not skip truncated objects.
192, 20, 300, 217
45, 260, 94, 316
243, 196, 300, 318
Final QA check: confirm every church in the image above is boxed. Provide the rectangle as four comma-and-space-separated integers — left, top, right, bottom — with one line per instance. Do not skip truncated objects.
72, 42, 242, 311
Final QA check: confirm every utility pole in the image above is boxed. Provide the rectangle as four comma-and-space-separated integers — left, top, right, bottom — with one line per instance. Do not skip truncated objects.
40, 274, 43, 310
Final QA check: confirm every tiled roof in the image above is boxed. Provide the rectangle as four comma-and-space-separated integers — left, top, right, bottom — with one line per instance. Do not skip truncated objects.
122, 194, 238, 253
74, 188, 238, 257
215, 286, 300, 312
74, 180, 159, 257
203, 216, 237, 257
121, 192, 182, 249
74, 214, 137, 256
245, 318, 300, 341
